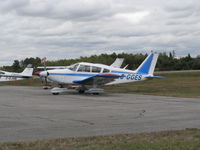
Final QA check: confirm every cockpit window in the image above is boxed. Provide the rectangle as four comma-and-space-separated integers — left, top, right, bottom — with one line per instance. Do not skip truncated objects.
69, 64, 79, 71
92, 66, 101, 73
0, 71, 5, 74
78, 65, 91, 72
103, 68, 110, 73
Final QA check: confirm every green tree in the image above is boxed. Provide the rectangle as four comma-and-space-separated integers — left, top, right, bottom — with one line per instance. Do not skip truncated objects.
12, 60, 22, 72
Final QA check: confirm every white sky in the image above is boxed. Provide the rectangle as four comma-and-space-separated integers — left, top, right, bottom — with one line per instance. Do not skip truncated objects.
0, 0, 200, 65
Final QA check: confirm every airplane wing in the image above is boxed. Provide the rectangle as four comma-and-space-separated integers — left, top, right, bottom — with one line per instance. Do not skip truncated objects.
110, 58, 124, 68
73, 73, 120, 85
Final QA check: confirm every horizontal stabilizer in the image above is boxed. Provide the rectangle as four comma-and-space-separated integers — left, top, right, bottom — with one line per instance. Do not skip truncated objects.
145, 76, 165, 79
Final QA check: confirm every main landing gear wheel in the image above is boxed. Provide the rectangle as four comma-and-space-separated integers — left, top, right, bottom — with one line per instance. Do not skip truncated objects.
78, 89, 85, 94
76, 86, 87, 94
93, 93, 99, 95
52, 92, 59, 95
51, 87, 68, 95
86, 88, 104, 95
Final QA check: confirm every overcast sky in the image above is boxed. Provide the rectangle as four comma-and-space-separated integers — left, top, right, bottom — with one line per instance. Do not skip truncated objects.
0, 0, 200, 65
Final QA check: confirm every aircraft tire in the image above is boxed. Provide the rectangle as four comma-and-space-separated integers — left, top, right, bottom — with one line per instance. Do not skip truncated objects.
52, 93, 59, 95
78, 89, 85, 94
93, 93, 99, 95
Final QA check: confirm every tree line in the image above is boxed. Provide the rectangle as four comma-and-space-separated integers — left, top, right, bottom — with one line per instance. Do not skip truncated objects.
1, 51, 200, 72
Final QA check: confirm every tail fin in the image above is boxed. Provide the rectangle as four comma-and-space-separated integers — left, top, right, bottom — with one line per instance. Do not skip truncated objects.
21, 65, 33, 77
135, 52, 158, 75
110, 58, 124, 68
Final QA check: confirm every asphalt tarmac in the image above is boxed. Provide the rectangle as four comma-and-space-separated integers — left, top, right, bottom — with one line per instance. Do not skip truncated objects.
0, 86, 200, 142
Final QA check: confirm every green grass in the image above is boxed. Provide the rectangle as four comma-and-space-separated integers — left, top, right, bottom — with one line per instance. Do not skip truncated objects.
1, 71, 200, 98
103, 71, 200, 98
0, 77, 42, 87
0, 129, 200, 150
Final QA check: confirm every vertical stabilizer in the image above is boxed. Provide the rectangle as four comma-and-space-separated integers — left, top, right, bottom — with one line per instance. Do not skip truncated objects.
136, 52, 158, 75
110, 58, 124, 68
21, 65, 33, 77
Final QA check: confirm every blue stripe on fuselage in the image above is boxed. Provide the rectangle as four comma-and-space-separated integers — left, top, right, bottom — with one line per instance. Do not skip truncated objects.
49, 72, 146, 78
111, 70, 146, 75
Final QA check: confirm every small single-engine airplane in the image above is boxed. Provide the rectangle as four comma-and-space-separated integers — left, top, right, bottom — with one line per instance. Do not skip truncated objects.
39, 52, 162, 95
0, 65, 33, 82
35, 58, 124, 89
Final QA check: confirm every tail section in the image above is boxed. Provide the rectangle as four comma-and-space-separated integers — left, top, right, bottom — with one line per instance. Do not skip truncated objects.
20, 65, 33, 77
136, 52, 158, 75
110, 58, 124, 68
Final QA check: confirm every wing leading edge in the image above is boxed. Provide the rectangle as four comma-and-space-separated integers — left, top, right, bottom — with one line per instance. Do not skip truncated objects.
73, 73, 120, 85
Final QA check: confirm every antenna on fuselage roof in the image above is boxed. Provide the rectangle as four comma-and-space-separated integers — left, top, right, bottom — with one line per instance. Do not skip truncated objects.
40, 57, 49, 85
123, 64, 129, 69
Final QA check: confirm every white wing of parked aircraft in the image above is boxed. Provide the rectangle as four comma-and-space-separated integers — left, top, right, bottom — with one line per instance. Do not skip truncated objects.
39, 52, 163, 95
0, 66, 33, 82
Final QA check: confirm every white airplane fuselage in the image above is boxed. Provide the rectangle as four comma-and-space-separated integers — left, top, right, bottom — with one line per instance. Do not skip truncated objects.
0, 76, 24, 82
42, 63, 149, 85
0, 67, 33, 82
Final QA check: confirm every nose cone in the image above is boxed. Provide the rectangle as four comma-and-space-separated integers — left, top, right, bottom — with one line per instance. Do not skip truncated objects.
40, 71, 49, 77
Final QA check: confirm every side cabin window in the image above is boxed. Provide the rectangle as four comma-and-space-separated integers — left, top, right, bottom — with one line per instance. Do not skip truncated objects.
92, 66, 101, 73
78, 65, 91, 72
103, 68, 110, 73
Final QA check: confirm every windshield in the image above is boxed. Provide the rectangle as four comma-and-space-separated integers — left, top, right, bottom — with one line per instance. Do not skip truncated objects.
68, 64, 79, 71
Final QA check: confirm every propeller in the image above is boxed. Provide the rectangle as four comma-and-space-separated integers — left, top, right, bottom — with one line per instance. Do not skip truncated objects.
40, 57, 51, 89
44, 71, 49, 85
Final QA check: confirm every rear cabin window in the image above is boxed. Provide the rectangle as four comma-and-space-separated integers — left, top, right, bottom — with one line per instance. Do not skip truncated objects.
103, 68, 110, 73
78, 65, 91, 72
92, 66, 101, 73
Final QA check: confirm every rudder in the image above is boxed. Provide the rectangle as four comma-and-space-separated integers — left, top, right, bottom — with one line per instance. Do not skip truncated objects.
136, 52, 158, 75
